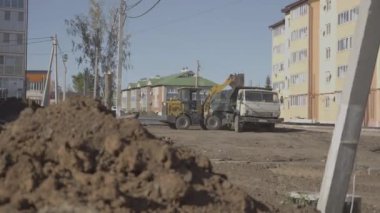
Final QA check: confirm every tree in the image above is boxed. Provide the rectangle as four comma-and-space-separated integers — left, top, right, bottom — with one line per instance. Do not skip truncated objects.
72, 69, 95, 96
265, 75, 272, 89
65, 0, 129, 101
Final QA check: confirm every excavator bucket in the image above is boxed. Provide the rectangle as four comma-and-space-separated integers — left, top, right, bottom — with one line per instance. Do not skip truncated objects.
228, 73, 245, 89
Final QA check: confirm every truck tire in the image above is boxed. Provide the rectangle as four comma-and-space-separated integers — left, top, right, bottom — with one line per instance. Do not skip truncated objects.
206, 116, 221, 130
200, 118, 208, 130
234, 116, 242, 133
175, 115, 191, 130
266, 123, 275, 132
168, 123, 177, 129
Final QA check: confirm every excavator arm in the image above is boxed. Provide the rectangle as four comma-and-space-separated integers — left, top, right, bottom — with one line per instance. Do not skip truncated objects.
202, 74, 240, 122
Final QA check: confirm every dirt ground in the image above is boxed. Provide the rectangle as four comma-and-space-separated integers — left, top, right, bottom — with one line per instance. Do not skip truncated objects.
147, 124, 380, 212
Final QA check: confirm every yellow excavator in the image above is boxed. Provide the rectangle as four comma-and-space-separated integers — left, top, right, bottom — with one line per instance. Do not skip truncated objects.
161, 74, 242, 130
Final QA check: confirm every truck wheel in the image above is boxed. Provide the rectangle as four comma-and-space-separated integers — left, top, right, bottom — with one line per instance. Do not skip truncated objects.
200, 118, 207, 130
206, 116, 221, 130
266, 123, 275, 132
168, 123, 177, 129
234, 116, 242, 133
175, 115, 191, 130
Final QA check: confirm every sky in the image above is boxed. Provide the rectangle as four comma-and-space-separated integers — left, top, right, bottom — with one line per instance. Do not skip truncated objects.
27, 0, 294, 90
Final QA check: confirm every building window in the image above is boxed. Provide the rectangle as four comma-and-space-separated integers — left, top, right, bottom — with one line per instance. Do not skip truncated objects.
272, 25, 285, 37
17, 34, 22, 45
326, 0, 331, 11
273, 44, 285, 54
338, 37, 353, 51
0, 56, 4, 64
338, 7, 359, 25
273, 63, 284, 73
291, 4, 308, 19
291, 27, 308, 41
290, 95, 308, 106
18, 12, 23, 21
11, 0, 16, 8
273, 81, 285, 91
337, 65, 348, 78
290, 49, 308, 64
17, 0, 23, 8
326, 47, 331, 59
325, 96, 331, 108
290, 73, 306, 85
4, 0, 10, 7
4, 11, 10, 20
325, 71, 332, 83
326, 23, 331, 35
3, 33, 10, 43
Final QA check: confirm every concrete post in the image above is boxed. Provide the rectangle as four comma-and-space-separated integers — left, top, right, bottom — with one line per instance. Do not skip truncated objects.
317, 1, 380, 212
54, 34, 58, 104
41, 39, 55, 107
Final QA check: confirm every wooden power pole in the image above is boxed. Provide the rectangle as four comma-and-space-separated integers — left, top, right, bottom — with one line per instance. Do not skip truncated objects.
317, 1, 380, 212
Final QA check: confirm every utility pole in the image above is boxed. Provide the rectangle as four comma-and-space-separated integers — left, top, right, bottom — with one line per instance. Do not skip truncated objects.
116, 0, 126, 118
41, 37, 55, 107
196, 60, 200, 88
54, 34, 58, 104
62, 54, 68, 101
94, 46, 99, 99
317, 1, 380, 212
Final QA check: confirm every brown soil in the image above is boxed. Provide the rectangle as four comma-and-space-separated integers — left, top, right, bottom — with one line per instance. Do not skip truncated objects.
0, 97, 257, 212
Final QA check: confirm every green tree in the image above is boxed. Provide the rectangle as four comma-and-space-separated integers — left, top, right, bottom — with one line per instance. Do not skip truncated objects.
72, 69, 95, 96
265, 75, 272, 90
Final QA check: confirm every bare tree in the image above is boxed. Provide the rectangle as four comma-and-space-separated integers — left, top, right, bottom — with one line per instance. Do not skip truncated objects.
66, 0, 129, 103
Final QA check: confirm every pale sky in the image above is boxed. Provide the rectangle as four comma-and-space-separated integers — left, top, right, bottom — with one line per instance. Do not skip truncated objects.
27, 0, 294, 89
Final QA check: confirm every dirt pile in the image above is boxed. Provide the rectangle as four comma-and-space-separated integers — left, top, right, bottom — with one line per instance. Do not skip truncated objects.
0, 97, 256, 212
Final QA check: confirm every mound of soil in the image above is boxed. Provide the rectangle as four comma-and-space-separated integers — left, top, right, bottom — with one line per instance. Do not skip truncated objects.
0, 97, 256, 212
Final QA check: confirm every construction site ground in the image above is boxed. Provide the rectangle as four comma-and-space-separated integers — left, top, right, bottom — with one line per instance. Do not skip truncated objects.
147, 124, 380, 212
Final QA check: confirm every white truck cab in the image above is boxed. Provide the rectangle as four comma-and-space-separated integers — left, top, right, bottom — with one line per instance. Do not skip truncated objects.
234, 89, 283, 132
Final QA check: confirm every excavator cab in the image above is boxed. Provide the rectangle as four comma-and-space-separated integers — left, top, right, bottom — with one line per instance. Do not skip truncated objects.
162, 87, 203, 129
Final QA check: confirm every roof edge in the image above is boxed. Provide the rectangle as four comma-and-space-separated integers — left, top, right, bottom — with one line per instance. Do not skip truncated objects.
269, 19, 285, 29
281, 0, 308, 13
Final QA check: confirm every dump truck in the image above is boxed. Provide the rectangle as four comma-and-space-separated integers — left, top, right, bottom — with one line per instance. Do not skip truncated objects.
162, 74, 283, 131
202, 87, 283, 132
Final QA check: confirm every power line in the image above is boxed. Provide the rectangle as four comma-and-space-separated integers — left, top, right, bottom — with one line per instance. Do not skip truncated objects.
127, 0, 143, 11
127, 0, 161, 19
0, 39, 51, 47
131, 0, 243, 35
0, 36, 52, 44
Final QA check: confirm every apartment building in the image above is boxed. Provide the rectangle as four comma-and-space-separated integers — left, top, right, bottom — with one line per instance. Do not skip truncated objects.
0, 0, 27, 99
270, 0, 380, 127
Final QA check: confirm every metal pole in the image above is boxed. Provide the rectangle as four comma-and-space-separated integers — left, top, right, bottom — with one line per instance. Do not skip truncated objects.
116, 0, 126, 118
54, 34, 58, 104
41, 38, 55, 107
317, 1, 380, 212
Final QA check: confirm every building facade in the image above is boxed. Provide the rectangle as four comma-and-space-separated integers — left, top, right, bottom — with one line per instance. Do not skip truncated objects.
270, 0, 380, 127
122, 70, 215, 115
26, 70, 54, 105
0, 0, 27, 99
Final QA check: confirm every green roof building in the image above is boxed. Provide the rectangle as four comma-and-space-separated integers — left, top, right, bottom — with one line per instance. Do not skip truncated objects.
122, 70, 216, 115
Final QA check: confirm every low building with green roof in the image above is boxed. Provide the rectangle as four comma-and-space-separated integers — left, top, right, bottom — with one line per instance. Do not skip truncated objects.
122, 70, 216, 115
